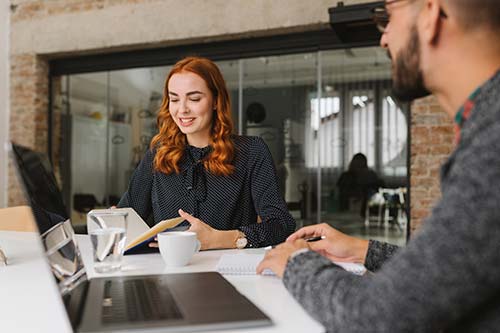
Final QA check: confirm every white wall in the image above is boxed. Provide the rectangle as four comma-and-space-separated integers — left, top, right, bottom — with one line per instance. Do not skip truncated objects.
11, 0, 336, 56
0, 2, 9, 208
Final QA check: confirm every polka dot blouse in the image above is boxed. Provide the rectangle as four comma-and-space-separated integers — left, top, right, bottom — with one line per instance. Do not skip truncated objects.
118, 135, 296, 247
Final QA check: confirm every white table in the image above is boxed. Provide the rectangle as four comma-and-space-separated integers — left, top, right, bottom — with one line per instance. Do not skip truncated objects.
0, 231, 324, 332
0, 231, 73, 332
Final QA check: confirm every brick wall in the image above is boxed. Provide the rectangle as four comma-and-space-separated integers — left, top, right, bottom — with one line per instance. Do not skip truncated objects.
410, 96, 455, 231
9, 53, 49, 206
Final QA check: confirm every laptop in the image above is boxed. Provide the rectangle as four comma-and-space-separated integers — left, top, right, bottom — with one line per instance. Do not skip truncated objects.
11, 143, 69, 234
10, 142, 272, 332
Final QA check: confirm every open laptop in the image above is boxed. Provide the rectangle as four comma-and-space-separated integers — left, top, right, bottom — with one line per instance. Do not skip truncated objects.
10, 142, 272, 332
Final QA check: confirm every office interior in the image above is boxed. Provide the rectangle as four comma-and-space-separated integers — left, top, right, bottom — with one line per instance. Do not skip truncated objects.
0, 1, 429, 332
51, 47, 408, 247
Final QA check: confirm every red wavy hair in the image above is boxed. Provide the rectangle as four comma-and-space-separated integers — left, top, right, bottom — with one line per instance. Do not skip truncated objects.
150, 57, 235, 176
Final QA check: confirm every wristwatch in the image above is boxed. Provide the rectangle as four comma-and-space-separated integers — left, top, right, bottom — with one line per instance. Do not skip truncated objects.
235, 231, 248, 249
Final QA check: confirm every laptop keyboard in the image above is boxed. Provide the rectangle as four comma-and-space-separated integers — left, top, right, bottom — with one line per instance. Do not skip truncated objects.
102, 277, 183, 324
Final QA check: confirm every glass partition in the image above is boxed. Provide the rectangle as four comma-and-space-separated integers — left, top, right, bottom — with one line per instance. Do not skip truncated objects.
240, 53, 318, 228
51, 47, 408, 244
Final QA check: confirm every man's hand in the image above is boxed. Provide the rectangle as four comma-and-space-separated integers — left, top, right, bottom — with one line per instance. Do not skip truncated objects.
256, 240, 309, 278
287, 223, 369, 264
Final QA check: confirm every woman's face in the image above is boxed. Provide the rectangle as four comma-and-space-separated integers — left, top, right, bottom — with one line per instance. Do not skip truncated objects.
168, 71, 215, 147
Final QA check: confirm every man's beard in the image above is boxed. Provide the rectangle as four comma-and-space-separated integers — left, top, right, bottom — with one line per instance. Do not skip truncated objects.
391, 26, 431, 102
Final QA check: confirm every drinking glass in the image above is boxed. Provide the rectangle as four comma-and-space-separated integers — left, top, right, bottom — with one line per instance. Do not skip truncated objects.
41, 220, 86, 291
87, 211, 128, 273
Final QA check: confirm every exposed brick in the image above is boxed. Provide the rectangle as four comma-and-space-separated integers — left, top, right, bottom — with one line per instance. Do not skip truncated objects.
8, 53, 49, 206
410, 96, 454, 232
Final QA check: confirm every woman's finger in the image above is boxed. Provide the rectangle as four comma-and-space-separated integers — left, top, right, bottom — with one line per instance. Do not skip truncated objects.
179, 209, 200, 225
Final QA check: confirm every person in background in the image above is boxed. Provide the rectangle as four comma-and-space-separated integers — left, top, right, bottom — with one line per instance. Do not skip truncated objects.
118, 56, 295, 250
258, 0, 500, 331
337, 153, 384, 217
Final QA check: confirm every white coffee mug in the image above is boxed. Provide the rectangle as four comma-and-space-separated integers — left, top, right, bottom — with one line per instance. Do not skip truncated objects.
157, 231, 201, 267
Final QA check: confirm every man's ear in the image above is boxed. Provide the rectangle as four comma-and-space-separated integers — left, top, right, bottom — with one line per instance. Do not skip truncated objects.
420, 0, 442, 45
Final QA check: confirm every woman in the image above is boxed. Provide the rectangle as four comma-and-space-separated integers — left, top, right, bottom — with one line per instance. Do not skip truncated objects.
337, 153, 384, 217
118, 56, 295, 250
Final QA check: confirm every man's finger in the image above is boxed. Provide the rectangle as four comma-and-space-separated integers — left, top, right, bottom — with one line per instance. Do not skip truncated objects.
308, 239, 328, 252
287, 225, 322, 241
256, 251, 272, 274
256, 258, 272, 274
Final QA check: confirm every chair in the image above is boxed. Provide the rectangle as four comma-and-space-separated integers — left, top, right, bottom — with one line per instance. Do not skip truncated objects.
365, 188, 407, 229
0, 205, 37, 232
381, 187, 407, 230
364, 190, 386, 226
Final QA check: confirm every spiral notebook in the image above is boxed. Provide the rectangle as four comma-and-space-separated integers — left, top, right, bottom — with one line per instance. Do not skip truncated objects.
216, 253, 366, 276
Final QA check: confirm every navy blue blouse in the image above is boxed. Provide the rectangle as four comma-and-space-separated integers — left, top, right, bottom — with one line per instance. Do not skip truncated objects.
118, 135, 296, 247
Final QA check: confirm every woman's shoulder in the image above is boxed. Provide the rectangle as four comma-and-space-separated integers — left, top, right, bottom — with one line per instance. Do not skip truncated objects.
144, 147, 157, 160
231, 134, 267, 151
231, 135, 272, 168
135, 148, 157, 169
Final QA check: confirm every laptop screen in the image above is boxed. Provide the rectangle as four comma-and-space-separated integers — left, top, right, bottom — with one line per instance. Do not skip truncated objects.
10, 142, 88, 326
11, 143, 68, 234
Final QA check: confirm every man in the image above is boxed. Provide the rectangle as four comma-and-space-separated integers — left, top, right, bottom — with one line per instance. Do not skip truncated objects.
257, 0, 500, 331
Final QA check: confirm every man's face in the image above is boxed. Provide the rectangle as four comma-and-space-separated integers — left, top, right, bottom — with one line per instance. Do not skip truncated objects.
380, 1, 431, 101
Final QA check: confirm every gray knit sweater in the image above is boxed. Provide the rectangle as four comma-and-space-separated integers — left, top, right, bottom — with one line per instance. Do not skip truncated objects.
283, 70, 500, 332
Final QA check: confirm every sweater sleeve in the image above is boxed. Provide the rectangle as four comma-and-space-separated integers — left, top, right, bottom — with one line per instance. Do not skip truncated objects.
282, 120, 500, 332
117, 149, 154, 222
239, 137, 296, 247
365, 240, 400, 272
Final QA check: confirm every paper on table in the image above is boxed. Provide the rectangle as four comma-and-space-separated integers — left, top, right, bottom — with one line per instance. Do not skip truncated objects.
125, 216, 185, 250
216, 253, 367, 276
216, 253, 275, 276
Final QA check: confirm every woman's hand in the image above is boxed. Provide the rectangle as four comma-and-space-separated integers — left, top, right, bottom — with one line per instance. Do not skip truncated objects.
287, 223, 369, 264
179, 209, 217, 250
149, 209, 240, 250
148, 237, 159, 248
179, 209, 239, 250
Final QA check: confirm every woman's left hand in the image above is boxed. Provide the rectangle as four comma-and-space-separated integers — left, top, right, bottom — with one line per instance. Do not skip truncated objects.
179, 209, 218, 250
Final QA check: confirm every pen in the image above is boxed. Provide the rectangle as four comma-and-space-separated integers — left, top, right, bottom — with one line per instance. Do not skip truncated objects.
263, 236, 325, 250
305, 236, 325, 242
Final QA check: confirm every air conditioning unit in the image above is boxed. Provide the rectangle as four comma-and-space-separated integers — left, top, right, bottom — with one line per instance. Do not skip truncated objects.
328, 1, 383, 44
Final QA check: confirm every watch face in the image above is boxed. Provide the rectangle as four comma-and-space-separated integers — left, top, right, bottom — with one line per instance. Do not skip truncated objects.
236, 237, 247, 249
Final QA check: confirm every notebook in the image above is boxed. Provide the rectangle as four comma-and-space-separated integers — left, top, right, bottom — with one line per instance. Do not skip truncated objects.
216, 253, 366, 276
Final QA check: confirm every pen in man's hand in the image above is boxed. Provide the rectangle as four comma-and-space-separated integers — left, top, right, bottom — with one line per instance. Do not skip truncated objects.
305, 236, 325, 242
263, 236, 325, 250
